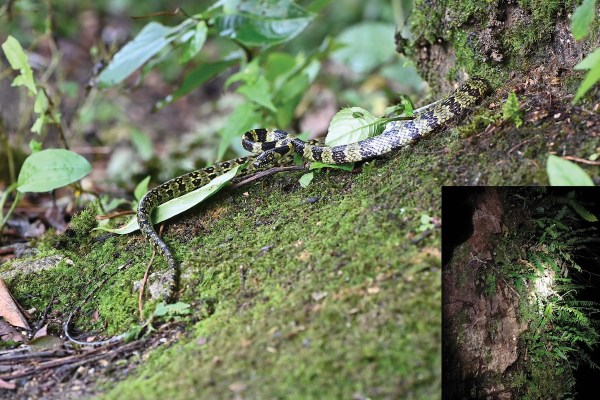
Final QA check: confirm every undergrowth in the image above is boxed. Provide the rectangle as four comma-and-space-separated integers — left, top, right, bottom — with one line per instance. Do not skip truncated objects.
492, 188, 600, 399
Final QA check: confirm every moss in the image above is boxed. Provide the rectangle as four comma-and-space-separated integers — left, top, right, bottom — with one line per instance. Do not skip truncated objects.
484, 270, 497, 297
60, 151, 437, 399
412, 0, 581, 90
52, 200, 100, 251
412, 0, 447, 44
512, 0, 578, 49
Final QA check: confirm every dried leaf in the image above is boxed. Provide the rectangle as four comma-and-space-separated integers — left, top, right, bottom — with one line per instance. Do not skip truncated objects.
0, 279, 30, 329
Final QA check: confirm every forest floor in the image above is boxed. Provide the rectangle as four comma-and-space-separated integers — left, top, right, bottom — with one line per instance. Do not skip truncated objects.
1, 67, 598, 398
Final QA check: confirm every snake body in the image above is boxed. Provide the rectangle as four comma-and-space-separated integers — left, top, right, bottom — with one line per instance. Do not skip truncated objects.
137, 77, 488, 302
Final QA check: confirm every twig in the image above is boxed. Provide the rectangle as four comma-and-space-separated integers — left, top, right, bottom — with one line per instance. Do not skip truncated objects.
96, 210, 136, 221
508, 138, 535, 154
0, 340, 140, 381
411, 229, 432, 244
0, 349, 74, 363
32, 294, 55, 336
139, 225, 162, 320
562, 155, 600, 166
231, 165, 308, 189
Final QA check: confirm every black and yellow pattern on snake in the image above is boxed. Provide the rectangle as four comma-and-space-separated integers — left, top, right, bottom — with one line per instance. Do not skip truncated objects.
138, 77, 489, 302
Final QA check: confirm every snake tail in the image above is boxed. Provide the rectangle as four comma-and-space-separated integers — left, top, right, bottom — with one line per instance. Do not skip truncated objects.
137, 157, 251, 302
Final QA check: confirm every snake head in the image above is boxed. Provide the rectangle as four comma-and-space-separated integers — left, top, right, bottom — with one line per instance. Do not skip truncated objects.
253, 144, 293, 167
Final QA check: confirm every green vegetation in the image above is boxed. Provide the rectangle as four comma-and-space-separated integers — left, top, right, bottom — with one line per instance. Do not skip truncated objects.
502, 92, 523, 128
484, 190, 600, 398
571, 0, 599, 103
547, 155, 595, 186
0, 36, 93, 235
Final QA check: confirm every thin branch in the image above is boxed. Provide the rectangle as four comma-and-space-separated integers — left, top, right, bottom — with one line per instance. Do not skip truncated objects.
231, 165, 308, 189
139, 225, 162, 320
562, 155, 600, 166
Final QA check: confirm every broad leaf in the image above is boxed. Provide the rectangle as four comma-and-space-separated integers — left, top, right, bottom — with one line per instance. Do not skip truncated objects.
573, 48, 600, 103
331, 22, 395, 74
236, 75, 277, 111
214, 0, 315, 47
153, 302, 191, 317
571, 0, 596, 40
134, 176, 151, 202
130, 129, 154, 161
264, 52, 297, 84
217, 102, 261, 160
155, 60, 237, 110
225, 59, 259, 88
546, 155, 594, 186
98, 20, 194, 87
575, 47, 600, 70
17, 149, 92, 193
97, 165, 241, 234
1, 36, 37, 95
179, 21, 208, 64
326, 107, 380, 147
298, 172, 313, 188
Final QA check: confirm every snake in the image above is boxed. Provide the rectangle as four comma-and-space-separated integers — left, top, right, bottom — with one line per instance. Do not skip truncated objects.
65, 77, 488, 345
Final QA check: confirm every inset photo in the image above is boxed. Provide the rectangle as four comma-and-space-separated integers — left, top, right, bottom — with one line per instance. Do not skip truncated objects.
443, 187, 600, 400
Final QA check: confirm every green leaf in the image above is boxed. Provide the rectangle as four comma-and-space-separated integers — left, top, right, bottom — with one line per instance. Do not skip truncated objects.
33, 90, 48, 114
29, 140, 42, 153
17, 149, 92, 193
217, 102, 260, 161
326, 107, 380, 147
571, 0, 596, 40
331, 22, 395, 74
124, 324, 146, 342
225, 59, 259, 88
2, 36, 37, 95
98, 21, 193, 87
568, 200, 598, 222
573, 48, 600, 103
130, 129, 153, 161
153, 302, 169, 317
264, 52, 297, 84
502, 91, 523, 127
299, 172, 313, 187
546, 155, 594, 186
418, 213, 435, 232
153, 301, 191, 317
30, 117, 45, 134
214, 0, 315, 47
134, 176, 151, 202
398, 95, 414, 116
575, 47, 600, 70
276, 73, 309, 126
236, 75, 277, 111
97, 165, 241, 234
179, 21, 208, 64
155, 60, 237, 110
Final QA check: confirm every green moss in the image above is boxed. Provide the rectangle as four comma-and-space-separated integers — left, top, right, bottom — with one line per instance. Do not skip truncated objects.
412, 0, 447, 44
484, 270, 497, 297
52, 200, 100, 251
412, 0, 581, 89
56, 146, 439, 398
